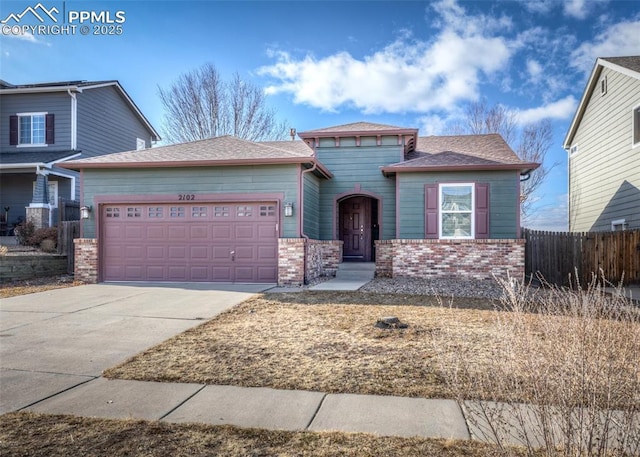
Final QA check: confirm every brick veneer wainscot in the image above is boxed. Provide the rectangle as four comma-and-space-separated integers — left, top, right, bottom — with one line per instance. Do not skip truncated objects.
375, 239, 525, 281
74, 238, 98, 283
278, 238, 344, 286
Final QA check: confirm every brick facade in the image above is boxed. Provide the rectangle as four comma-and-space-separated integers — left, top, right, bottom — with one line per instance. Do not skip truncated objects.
305, 239, 343, 282
278, 238, 343, 286
375, 239, 525, 281
74, 238, 98, 283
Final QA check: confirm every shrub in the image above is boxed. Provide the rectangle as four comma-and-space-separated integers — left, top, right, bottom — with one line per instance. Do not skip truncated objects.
433, 272, 640, 456
14, 220, 35, 246
40, 238, 57, 253
27, 226, 57, 248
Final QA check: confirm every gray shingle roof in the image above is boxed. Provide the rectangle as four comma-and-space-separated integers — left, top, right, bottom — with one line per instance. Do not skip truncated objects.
384, 134, 538, 172
64, 135, 312, 165
601, 56, 640, 74
0, 150, 80, 166
300, 121, 415, 134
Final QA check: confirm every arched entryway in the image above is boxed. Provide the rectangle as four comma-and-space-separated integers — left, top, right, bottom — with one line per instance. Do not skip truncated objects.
338, 195, 379, 262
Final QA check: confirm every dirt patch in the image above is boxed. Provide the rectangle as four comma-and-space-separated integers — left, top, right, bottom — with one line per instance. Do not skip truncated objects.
104, 292, 501, 399
0, 412, 525, 457
0, 275, 79, 299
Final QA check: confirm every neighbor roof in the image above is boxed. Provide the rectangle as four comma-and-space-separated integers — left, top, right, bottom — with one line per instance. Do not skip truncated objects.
382, 134, 539, 175
0, 150, 81, 169
59, 135, 332, 178
0, 80, 160, 142
564, 56, 640, 149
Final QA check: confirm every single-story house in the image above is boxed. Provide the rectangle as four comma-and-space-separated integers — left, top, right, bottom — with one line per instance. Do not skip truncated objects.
61, 122, 538, 285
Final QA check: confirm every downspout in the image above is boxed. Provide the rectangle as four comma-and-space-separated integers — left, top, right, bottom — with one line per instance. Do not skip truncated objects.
67, 88, 78, 150
300, 162, 318, 282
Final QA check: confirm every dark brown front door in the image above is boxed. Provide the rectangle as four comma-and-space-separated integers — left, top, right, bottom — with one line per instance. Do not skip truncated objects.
340, 196, 371, 261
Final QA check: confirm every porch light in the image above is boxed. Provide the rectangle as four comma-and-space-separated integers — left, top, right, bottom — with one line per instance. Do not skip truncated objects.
80, 205, 92, 219
284, 202, 293, 217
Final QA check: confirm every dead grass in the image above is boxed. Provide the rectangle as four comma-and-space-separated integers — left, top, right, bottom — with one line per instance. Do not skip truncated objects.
104, 292, 504, 399
0, 275, 79, 299
0, 412, 527, 457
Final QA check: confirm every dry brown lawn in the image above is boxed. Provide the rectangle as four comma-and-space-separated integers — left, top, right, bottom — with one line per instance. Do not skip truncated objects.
104, 291, 502, 399
0, 275, 79, 299
0, 412, 527, 457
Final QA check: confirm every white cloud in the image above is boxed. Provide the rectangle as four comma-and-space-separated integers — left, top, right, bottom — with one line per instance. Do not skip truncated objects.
526, 59, 543, 82
571, 20, 640, 72
258, 0, 513, 114
516, 96, 578, 124
564, 0, 589, 19
2, 30, 38, 43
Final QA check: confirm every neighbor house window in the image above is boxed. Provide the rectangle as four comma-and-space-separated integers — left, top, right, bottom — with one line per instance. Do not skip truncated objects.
10, 113, 54, 146
136, 138, 146, 150
439, 184, 474, 239
611, 219, 627, 231
634, 105, 640, 147
20, 113, 45, 145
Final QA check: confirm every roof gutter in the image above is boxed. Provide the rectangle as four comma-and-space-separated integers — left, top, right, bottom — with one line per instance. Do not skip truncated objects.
381, 162, 540, 177
0, 86, 81, 94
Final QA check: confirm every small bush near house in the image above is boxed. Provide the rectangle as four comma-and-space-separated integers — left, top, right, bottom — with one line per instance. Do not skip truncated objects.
15, 221, 57, 250
14, 220, 35, 245
434, 273, 640, 457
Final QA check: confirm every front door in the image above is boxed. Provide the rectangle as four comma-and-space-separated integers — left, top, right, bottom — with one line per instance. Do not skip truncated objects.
340, 196, 371, 261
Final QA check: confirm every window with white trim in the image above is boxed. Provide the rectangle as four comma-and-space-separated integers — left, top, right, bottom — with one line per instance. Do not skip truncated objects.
633, 104, 640, 147
19, 113, 46, 145
136, 138, 146, 150
439, 183, 474, 239
611, 219, 627, 231
32, 181, 59, 207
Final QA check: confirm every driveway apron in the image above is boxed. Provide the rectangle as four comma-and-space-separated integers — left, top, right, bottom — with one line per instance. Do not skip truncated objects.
0, 283, 268, 414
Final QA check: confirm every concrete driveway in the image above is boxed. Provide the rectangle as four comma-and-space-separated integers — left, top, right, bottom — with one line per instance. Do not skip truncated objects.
0, 282, 271, 414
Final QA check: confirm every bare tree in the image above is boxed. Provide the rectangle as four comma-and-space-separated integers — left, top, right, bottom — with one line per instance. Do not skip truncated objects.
158, 63, 288, 144
451, 100, 555, 217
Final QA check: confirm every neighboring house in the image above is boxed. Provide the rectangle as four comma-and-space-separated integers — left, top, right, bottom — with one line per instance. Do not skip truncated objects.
564, 56, 640, 232
0, 80, 160, 233
61, 122, 538, 285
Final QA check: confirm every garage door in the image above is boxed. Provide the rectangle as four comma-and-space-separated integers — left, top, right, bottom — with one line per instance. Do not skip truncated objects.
102, 202, 278, 282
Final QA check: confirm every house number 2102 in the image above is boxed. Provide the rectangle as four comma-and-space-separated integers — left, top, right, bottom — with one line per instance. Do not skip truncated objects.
178, 194, 195, 201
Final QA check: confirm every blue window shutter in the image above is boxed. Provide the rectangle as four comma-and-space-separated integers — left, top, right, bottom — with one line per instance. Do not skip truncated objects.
9, 115, 18, 145
45, 114, 55, 144
425, 183, 438, 239
475, 183, 490, 239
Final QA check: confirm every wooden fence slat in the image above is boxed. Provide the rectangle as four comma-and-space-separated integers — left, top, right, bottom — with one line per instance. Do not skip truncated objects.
522, 228, 640, 286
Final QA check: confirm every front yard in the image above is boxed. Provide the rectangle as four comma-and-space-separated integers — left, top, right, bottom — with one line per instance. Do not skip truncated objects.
104, 291, 499, 400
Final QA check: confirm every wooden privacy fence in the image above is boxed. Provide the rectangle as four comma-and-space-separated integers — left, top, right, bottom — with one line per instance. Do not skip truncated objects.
58, 198, 80, 224
58, 221, 80, 274
523, 228, 640, 286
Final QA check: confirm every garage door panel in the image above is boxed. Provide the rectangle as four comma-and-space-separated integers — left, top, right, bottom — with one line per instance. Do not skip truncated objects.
257, 266, 277, 282
168, 246, 187, 260
190, 246, 210, 260
258, 245, 277, 260
234, 225, 255, 239
146, 226, 165, 239
146, 246, 165, 259
124, 225, 145, 240
147, 266, 165, 280
102, 202, 278, 283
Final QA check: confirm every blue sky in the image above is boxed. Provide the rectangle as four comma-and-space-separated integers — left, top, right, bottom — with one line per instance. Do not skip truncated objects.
1, 0, 639, 230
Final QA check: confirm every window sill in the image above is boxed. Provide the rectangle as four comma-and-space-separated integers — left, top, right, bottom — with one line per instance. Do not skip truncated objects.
16, 144, 48, 148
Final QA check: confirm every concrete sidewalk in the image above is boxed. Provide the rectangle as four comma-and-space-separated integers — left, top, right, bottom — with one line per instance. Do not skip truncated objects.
23, 377, 471, 440
309, 262, 375, 291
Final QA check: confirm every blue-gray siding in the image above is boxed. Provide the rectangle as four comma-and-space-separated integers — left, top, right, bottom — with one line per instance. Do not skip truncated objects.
76, 86, 154, 157
316, 144, 400, 240
303, 171, 321, 239
81, 165, 301, 238
0, 92, 72, 151
397, 170, 520, 239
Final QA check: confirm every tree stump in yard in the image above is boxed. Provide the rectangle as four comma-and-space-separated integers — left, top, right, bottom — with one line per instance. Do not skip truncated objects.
375, 316, 408, 329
